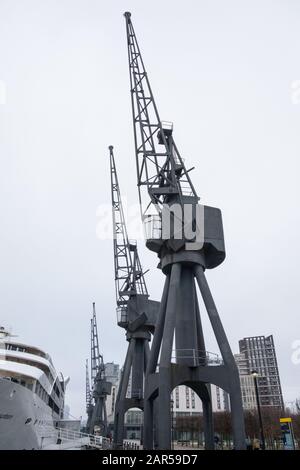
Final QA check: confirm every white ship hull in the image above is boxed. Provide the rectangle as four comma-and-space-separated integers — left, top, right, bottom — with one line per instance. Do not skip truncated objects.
0, 378, 58, 450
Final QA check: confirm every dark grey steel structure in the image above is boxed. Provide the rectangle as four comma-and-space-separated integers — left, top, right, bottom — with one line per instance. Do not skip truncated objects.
85, 359, 94, 433
88, 302, 112, 436
109, 146, 159, 448
124, 12, 246, 450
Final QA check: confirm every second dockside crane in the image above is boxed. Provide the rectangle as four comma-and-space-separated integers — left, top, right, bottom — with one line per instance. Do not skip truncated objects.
87, 302, 112, 436
109, 145, 160, 448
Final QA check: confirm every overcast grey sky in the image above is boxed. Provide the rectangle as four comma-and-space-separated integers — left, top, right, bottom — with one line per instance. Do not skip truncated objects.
0, 0, 300, 418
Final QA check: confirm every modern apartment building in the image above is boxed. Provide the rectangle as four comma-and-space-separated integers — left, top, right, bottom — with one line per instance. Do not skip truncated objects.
237, 335, 284, 410
104, 362, 120, 427
171, 384, 230, 415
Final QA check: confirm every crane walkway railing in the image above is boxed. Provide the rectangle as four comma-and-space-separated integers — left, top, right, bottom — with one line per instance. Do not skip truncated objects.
171, 349, 223, 366
154, 350, 223, 371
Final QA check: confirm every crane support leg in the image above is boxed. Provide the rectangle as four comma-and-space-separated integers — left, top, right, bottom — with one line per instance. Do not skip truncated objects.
194, 265, 246, 450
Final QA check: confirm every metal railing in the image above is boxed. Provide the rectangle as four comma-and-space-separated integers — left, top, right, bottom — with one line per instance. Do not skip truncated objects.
171, 349, 223, 366
154, 350, 222, 372
144, 214, 162, 240
161, 120, 173, 133
123, 440, 140, 450
116, 306, 128, 324
42, 427, 112, 450
180, 183, 195, 197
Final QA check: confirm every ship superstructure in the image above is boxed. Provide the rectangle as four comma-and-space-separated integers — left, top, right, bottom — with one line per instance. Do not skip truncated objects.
0, 326, 67, 450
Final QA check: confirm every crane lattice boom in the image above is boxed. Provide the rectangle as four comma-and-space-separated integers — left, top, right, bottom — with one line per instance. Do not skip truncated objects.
91, 302, 105, 382
85, 359, 92, 411
124, 12, 197, 220
109, 145, 148, 310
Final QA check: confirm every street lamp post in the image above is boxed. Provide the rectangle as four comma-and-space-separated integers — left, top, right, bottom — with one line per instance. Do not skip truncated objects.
251, 370, 266, 450
170, 398, 174, 450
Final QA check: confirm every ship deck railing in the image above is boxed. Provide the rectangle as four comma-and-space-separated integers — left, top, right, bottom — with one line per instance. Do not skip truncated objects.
41, 427, 112, 450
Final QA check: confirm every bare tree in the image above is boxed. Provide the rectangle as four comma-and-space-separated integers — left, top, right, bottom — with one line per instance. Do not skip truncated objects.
174, 414, 203, 446
213, 412, 232, 448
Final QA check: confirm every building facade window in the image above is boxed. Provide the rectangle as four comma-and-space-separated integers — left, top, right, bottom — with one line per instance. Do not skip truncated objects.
191, 390, 195, 409
185, 386, 190, 409
175, 387, 179, 409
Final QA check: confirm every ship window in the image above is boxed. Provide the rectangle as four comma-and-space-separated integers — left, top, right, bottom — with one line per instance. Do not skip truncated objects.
5, 343, 47, 359
48, 396, 59, 414
6, 344, 26, 353
35, 381, 49, 405
53, 380, 61, 398
4, 354, 55, 384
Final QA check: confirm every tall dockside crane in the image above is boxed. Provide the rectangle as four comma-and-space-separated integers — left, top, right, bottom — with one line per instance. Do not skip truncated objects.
88, 302, 112, 436
109, 145, 159, 448
124, 12, 246, 450
85, 359, 94, 432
